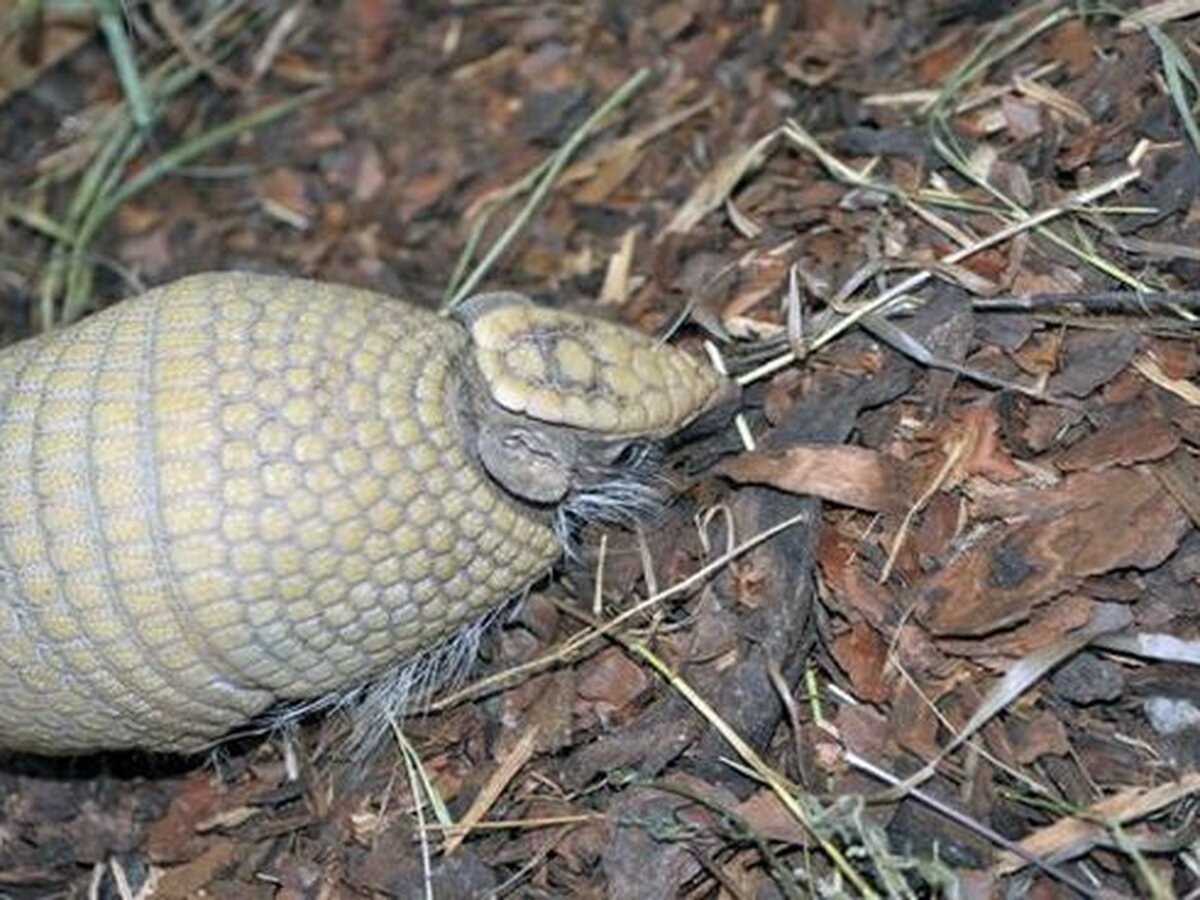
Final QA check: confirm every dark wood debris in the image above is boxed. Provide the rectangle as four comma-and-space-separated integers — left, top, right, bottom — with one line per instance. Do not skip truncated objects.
2, 1, 1200, 896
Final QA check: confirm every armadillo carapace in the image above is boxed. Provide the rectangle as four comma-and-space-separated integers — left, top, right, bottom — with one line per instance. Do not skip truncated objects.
0, 272, 731, 755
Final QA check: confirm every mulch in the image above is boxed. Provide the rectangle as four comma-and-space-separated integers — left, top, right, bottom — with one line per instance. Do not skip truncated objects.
2, 2, 1199, 896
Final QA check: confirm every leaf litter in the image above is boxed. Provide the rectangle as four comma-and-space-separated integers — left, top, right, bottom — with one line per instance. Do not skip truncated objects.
2, 1, 1200, 896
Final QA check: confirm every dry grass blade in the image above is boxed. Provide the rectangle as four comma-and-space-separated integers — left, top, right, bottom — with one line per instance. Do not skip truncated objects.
1133, 353, 1200, 405
846, 753, 1099, 896
661, 129, 779, 237
920, 3, 1071, 118
861, 315, 1081, 405
599, 225, 639, 305
643, 780, 807, 900
898, 632, 1094, 790
972, 290, 1200, 311
880, 437, 966, 583
992, 773, 1200, 877
562, 96, 712, 186
442, 67, 651, 310
1092, 632, 1200, 665
1145, 23, 1200, 174
929, 130, 1173, 301
628, 642, 880, 899
390, 720, 451, 900
151, 0, 248, 91
427, 511, 811, 712
737, 121, 1141, 387
1120, 0, 1200, 30
1013, 73, 1091, 126
442, 726, 540, 855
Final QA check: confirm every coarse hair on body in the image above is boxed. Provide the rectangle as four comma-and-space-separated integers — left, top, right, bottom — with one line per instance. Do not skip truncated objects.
256, 441, 672, 766
266, 588, 539, 757
554, 440, 672, 556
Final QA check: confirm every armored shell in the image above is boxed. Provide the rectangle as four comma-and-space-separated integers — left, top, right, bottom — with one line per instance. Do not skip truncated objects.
0, 273, 728, 755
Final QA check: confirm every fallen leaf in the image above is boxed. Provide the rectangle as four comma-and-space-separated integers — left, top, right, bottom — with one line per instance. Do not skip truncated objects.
1008, 711, 1072, 764
1010, 330, 1062, 378
889, 677, 943, 761
836, 704, 891, 764
735, 790, 806, 845
258, 168, 315, 230
1133, 352, 1200, 406
1055, 410, 1178, 472
151, 840, 239, 899
818, 525, 897, 629
832, 623, 891, 704
353, 141, 387, 201
1147, 337, 1199, 380
1049, 329, 1140, 398
945, 405, 1024, 483
145, 773, 217, 864
663, 131, 778, 236
0, 9, 95, 106
993, 773, 1200, 875
923, 469, 1187, 636
719, 444, 911, 512
577, 646, 652, 716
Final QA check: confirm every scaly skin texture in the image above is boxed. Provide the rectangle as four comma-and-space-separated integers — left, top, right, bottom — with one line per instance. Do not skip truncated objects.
0, 272, 729, 755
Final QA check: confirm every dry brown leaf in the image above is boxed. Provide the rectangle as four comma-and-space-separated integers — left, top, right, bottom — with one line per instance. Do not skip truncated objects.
945, 405, 1024, 483
144, 773, 217, 864
258, 167, 315, 230
1133, 352, 1200, 406
719, 445, 910, 512
662, 131, 778, 236
993, 773, 1200, 875
836, 704, 892, 766
1055, 412, 1179, 472
0, 9, 95, 106
577, 646, 652, 715
1050, 329, 1140, 398
1010, 330, 1062, 378
818, 526, 896, 629
909, 492, 963, 562
573, 145, 646, 204
938, 593, 1095, 661
889, 677, 943, 762
734, 790, 807, 845
832, 623, 891, 704
923, 469, 1187, 636
1008, 710, 1072, 764
1146, 337, 1199, 380
1045, 18, 1095, 75
1154, 450, 1200, 528
151, 840, 239, 899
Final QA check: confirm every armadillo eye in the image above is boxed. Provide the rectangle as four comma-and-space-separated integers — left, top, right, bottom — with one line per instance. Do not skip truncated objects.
478, 423, 571, 504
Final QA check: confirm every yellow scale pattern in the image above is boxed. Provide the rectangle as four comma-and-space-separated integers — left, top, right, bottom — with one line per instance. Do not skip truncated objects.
0, 273, 559, 754
471, 304, 726, 437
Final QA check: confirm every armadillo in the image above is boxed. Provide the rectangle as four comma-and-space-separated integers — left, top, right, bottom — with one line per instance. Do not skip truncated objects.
0, 272, 732, 755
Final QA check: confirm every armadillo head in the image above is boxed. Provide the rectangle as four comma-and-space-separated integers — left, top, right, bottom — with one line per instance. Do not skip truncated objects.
452, 292, 737, 531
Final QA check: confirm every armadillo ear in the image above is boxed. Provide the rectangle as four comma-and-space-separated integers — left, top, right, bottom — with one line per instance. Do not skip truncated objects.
476, 421, 572, 505
451, 291, 534, 327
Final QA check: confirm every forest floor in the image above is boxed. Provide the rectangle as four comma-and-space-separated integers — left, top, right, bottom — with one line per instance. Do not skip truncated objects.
2, 2, 1200, 897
